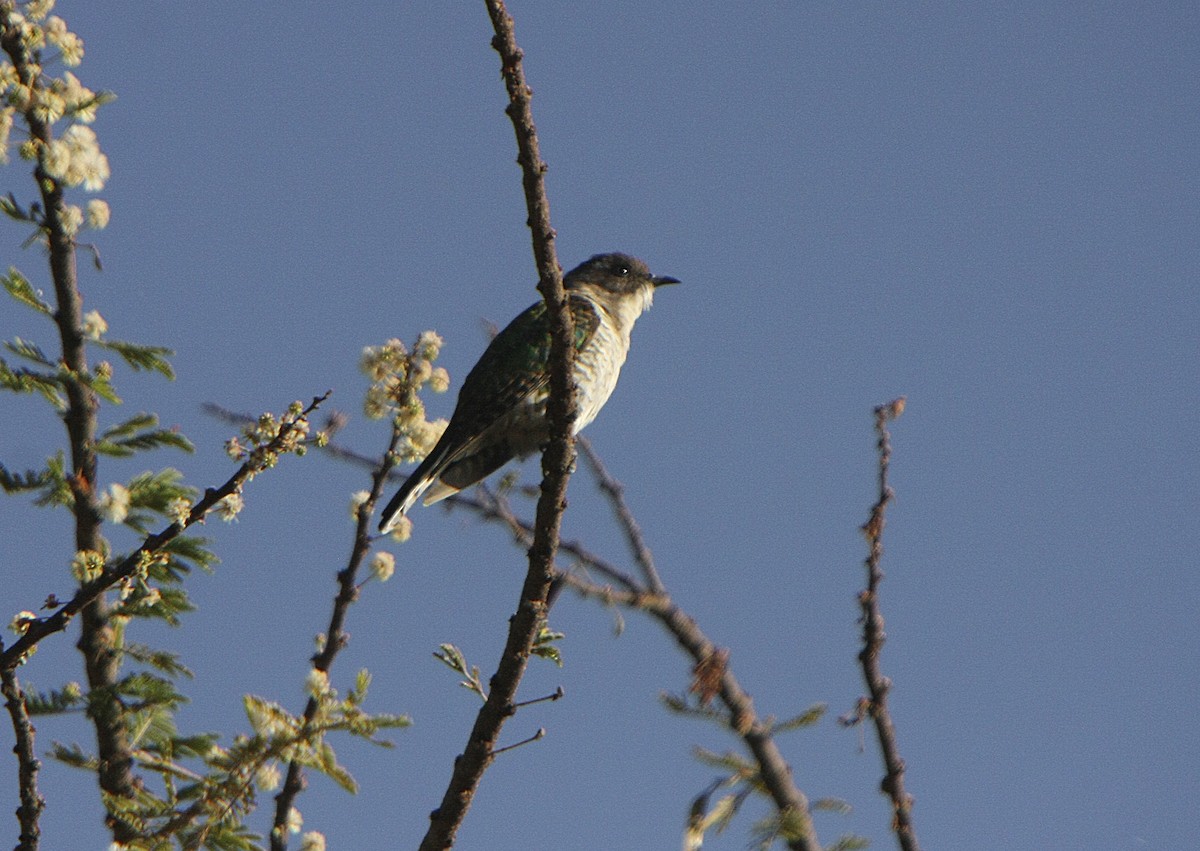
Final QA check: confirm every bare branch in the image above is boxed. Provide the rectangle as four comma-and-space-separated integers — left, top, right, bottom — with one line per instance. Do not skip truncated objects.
418, 4, 574, 849
852, 397, 920, 851
461, 474, 822, 850
1, 670, 44, 851
317, 434, 823, 850
578, 436, 666, 593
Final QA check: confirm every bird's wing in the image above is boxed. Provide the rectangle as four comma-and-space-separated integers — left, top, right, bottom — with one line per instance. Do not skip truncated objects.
438, 295, 601, 459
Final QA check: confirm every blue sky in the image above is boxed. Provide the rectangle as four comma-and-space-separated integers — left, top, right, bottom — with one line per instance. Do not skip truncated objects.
2, 2, 1197, 849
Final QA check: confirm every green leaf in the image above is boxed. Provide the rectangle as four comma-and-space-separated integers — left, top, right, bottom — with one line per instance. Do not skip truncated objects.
75, 365, 121, 403
122, 643, 194, 679
93, 338, 176, 379
126, 468, 198, 516
50, 742, 97, 770
101, 411, 159, 440
32, 451, 71, 507
434, 643, 469, 675
531, 640, 563, 667
5, 337, 54, 365
692, 746, 755, 776
161, 534, 219, 572
2, 268, 51, 314
0, 196, 29, 222
97, 412, 194, 457
24, 683, 86, 715
0, 461, 52, 493
0, 358, 65, 407
812, 797, 853, 815
316, 740, 358, 793
771, 703, 827, 734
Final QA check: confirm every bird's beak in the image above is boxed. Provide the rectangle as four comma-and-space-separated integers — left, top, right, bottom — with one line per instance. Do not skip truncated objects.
652, 275, 681, 288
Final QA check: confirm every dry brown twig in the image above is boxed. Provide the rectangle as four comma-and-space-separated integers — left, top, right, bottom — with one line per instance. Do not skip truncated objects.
841, 397, 921, 851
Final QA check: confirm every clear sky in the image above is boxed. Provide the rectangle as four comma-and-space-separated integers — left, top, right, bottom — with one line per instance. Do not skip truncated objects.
2, 2, 1197, 849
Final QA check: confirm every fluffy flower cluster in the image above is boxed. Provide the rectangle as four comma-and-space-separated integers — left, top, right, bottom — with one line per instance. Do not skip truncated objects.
43, 14, 83, 66
97, 481, 129, 523
227, 402, 323, 478
360, 331, 451, 481
3, 4, 83, 63
1, 7, 110, 223
41, 124, 109, 190
70, 549, 105, 582
369, 550, 395, 583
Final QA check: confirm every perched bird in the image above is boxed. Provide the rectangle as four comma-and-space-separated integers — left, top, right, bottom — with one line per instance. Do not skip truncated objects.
378, 252, 678, 533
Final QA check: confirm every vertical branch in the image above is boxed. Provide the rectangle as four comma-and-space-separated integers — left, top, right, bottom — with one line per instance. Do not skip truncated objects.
2, 670, 44, 851
418, 3, 574, 849
856, 398, 920, 851
0, 13, 138, 843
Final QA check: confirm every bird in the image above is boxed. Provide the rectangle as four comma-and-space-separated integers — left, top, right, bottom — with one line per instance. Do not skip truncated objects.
378, 252, 679, 533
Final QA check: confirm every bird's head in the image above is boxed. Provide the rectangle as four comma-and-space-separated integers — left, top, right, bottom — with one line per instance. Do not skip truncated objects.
563, 253, 680, 300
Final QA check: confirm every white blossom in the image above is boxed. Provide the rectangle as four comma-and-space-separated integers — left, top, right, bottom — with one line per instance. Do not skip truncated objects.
369, 550, 395, 582
85, 198, 109, 229
97, 482, 129, 523
81, 309, 107, 339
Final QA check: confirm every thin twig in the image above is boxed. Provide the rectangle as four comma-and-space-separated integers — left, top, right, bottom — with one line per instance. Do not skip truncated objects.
1, 670, 44, 851
418, 4, 573, 849
578, 436, 666, 593
268, 403, 406, 851
490, 727, 545, 756
477, 484, 643, 594
855, 397, 919, 851
649, 600, 820, 851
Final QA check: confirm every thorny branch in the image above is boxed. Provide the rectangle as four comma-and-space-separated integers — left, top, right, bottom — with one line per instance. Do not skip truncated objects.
418, 3, 575, 849
847, 397, 920, 851
577, 437, 665, 594
474, 484, 822, 851
299, 426, 827, 850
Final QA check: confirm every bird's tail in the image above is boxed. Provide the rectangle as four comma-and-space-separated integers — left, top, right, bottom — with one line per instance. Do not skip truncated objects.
378, 445, 450, 533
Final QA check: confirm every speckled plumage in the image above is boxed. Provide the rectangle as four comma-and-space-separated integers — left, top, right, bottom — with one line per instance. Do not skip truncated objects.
378, 253, 678, 532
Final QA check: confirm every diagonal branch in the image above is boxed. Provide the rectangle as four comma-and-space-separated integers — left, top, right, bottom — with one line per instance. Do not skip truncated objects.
269, 409, 405, 850
418, 3, 574, 849
482, 485, 822, 851
578, 436, 666, 594
854, 398, 920, 851
0, 393, 331, 673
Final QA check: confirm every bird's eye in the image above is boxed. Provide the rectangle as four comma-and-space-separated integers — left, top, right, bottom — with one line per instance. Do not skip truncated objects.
615, 265, 630, 276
